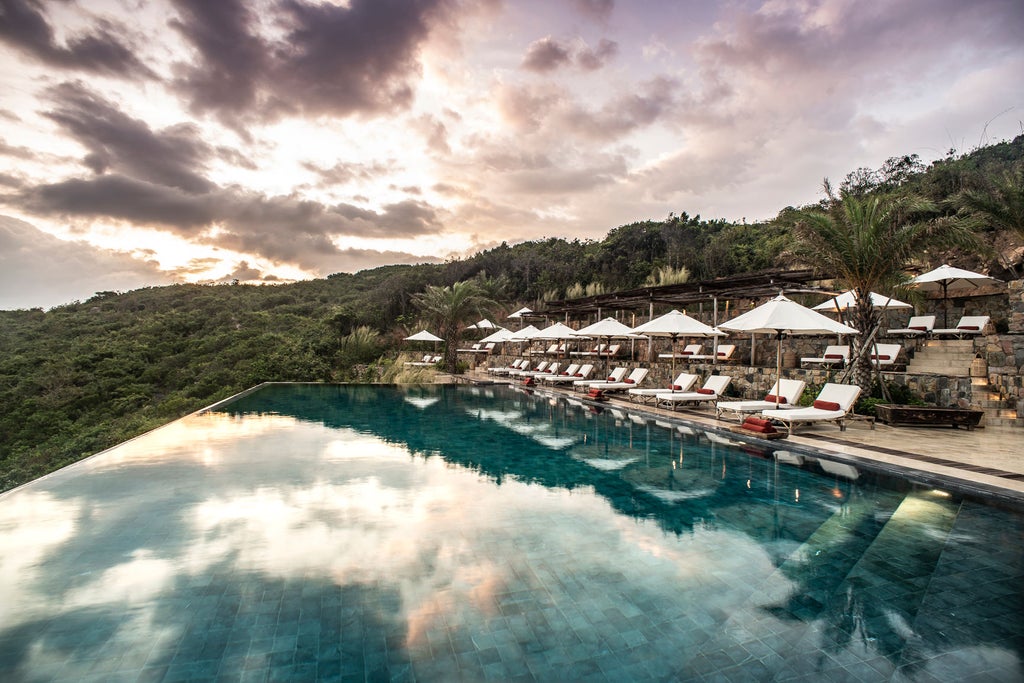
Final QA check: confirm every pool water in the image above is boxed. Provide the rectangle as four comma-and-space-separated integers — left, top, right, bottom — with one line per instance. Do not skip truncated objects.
0, 383, 1021, 682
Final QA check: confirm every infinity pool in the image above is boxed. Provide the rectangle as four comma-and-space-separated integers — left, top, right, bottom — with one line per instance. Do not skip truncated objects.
1, 383, 1021, 682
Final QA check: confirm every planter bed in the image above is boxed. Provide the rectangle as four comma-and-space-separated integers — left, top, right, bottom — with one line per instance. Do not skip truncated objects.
875, 404, 984, 430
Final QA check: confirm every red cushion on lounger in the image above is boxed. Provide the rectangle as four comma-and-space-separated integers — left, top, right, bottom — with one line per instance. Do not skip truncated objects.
909, 326, 927, 331
623, 378, 635, 384
681, 351, 693, 355
870, 354, 890, 360
716, 351, 728, 357
560, 371, 569, 375
813, 400, 841, 411
607, 376, 616, 381
575, 373, 584, 377
823, 354, 843, 360
744, 417, 772, 427
958, 325, 980, 331
670, 384, 683, 390
696, 388, 715, 394
764, 394, 787, 404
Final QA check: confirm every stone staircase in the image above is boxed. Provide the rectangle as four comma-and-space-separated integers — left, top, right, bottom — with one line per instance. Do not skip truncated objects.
905, 339, 974, 376
906, 339, 1021, 427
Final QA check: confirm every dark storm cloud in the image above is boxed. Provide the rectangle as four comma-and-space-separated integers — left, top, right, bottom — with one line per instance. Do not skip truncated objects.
0, 137, 37, 160
42, 82, 217, 194
521, 36, 618, 73
576, 38, 618, 71
20, 175, 217, 229
15, 174, 442, 269
169, 0, 453, 124
0, 0, 155, 77
522, 37, 571, 73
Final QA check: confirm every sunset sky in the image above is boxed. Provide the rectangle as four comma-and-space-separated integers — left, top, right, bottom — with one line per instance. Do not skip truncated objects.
1, 0, 1022, 310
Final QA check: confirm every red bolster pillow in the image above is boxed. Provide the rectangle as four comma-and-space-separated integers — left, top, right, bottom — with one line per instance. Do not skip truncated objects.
575, 373, 584, 377
823, 354, 843, 360
606, 376, 616, 381
560, 371, 569, 375
764, 394, 787, 404
871, 354, 890, 360
959, 325, 980, 331
744, 417, 772, 427
623, 378, 635, 384
696, 388, 715, 394
909, 326, 927, 331
681, 351, 693, 355
742, 422, 776, 434
716, 351, 728, 357
670, 384, 683, 390
813, 400, 841, 411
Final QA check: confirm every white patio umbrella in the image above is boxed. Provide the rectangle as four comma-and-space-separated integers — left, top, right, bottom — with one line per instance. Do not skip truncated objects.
573, 317, 642, 361
403, 329, 443, 342
478, 327, 513, 343
507, 324, 540, 341
507, 307, 533, 319
910, 264, 1001, 327
630, 310, 724, 387
719, 295, 858, 409
812, 290, 912, 312
465, 318, 499, 330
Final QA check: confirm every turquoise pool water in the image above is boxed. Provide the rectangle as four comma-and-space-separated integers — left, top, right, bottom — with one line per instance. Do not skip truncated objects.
0, 383, 1021, 682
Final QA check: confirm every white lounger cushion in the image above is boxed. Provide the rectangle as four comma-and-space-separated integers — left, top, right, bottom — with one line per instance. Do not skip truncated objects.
887, 315, 936, 336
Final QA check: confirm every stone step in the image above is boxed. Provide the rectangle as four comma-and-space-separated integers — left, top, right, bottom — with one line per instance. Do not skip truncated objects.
905, 364, 971, 376
985, 416, 1024, 428
923, 339, 975, 349
911, 348, 976, 359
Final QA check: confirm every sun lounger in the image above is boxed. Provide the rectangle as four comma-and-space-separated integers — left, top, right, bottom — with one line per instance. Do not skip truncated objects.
690, 344, 736, 361
404, 354, 433, 366
600, 344, 623, 358
627, 372, 698, 403
658, 343, 702, 360
521, 362, 560, 378
575, 367, 628, 391
654, 375, 732, 411
456, 343, 483, 353
887, 315, 936, 337
534, 363, 578, 380
543, 363, 594, 384
932, 315, 990, 338
716, 378, 806, 422
593, 367, 649, 393
761, 383, 863, 433
489, 358, 528, 374
511, 361, 549, 377
801, 345, 850, 368
406, 354, 442, 367
869, 343, 903, 368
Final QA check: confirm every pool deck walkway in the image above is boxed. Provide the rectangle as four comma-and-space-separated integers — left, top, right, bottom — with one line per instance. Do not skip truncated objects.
463, 370, 1024, 505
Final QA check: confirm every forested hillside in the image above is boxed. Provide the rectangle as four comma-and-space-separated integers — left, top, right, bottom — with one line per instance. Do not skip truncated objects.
2, 136, 1022, 492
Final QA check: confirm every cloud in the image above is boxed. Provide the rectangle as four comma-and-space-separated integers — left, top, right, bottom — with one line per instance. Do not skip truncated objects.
0, 215, 176, 310
42, 82, 218, 194
301, 160, 396, 187
15, 174, 444, 270
521, 36, 618, 73
521, 37, 572, 73
0, 0, 155, 78
169, 0, 456, 125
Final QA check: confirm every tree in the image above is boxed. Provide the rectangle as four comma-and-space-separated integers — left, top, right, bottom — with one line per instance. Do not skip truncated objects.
412, 281, 496, 373
957, 165, 1024, 275
789, 181, 977, 392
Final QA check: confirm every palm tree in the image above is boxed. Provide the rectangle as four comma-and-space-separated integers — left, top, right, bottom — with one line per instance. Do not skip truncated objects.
412, 281, 496, 373
956, 166, 1024, 276
789, 181, 976, 392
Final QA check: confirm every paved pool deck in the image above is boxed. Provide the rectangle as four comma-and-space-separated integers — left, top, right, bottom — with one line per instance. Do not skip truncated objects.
464, 370, 1024, 505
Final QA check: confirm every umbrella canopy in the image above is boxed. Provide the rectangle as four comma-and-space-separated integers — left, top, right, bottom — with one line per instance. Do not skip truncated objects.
507, 324, 541, 341
719, 295, 858, 409
630, 310, 724, 385
507, 306, 533, 319
910, 264, 1001, 327
404, 329, 443, 342
465, 318, 498, 330
574, 317, 636, 338
478, 327, 513, 343
812, 290, 912, 312
533, 322, 583, 340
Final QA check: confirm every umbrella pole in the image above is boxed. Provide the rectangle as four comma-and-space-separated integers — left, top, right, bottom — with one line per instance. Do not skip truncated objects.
774, 332, 782, 411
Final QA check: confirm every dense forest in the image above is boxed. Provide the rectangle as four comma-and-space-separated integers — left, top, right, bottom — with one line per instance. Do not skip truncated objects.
2, 136, 1023, 492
